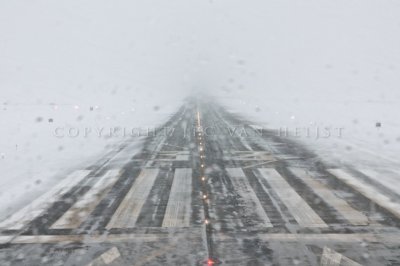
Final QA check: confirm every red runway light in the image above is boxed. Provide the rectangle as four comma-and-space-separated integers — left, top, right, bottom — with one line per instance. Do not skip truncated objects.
207, 258, 215, 265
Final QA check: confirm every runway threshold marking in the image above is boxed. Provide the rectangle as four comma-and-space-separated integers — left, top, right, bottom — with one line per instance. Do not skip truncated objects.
357, 168, 399, 193
51, 169, 121, 229
328, 168, 400, 220
3, 232, 399, 245
258, 168, 328, 228
155, 151, 190, 161
106, 169, 159, 229
226, 168, 273, 227
289, 168, 369, 226
162, 168, 192, 227
320, 246, 362, 266
0, 170, 91, 230
226, 151, 275, 161
86, 247, 121, 266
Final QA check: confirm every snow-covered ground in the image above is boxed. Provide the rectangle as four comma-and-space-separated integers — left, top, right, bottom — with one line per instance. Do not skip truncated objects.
207, 1, 400, 192
0, 1, 190, 219
0, 93, 180, 220
219, 96, 400, 168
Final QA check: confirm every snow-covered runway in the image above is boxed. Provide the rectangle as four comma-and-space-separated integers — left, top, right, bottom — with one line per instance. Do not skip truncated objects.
0, 101, 399, 265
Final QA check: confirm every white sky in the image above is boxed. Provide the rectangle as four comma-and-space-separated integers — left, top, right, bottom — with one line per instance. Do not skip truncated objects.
1, 1, 399, 104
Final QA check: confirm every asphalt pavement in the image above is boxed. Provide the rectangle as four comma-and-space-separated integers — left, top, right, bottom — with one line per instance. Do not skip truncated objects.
1, 100, 399, 265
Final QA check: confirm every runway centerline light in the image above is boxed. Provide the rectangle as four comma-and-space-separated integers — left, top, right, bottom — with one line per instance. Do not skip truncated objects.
207, 258, 215, 266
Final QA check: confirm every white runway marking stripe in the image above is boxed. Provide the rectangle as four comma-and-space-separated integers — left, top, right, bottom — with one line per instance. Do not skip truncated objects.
3, 232, 399, 245
226, 151, 274, 161
321, 246, 362, 266
258, 168, 328, 228
358, 168, 400, 193
328, 168, 400, 220
51, 169, 121, 229
0, 170, 90, 230
162, 168, 192, 227
1, 228, 203, 244
106, 169, 159, 229
226, 168, 273, 227
175, 151, 190, 161
289, 168, 368, 225
86, 247, 121, 266
154, 151, 190, 161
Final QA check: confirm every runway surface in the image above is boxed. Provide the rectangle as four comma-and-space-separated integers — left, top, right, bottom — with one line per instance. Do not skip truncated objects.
1, 100, 400, 265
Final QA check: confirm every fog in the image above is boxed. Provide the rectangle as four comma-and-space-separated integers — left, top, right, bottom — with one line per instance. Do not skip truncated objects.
2, 0, 400, 101
1, 0, 400, 219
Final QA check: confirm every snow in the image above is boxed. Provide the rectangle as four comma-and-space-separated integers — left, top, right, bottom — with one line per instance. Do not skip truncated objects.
0, 97, 179, 220
205, 1, 400, 192
1, 0, 400, 217
0, 1, 190, 219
